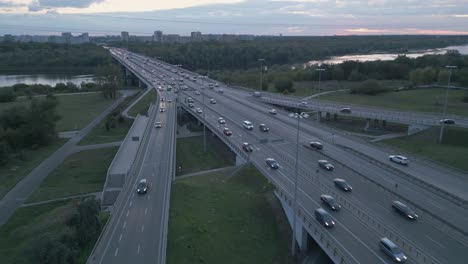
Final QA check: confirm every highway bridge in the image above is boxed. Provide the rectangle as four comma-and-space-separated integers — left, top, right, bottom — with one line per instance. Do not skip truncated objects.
90, 48, 468, 264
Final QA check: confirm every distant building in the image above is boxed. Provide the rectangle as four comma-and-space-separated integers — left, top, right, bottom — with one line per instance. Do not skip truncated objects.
121, 31, 129, 41
61, 32, 72, 44
153, 30, 163, 43
191, 31, 202, 42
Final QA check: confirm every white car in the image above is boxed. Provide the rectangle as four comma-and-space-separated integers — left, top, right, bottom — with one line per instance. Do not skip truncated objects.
155, 122, 162, 128
195, 91, 201, 95
389, 155, 409, 165
196, 108, 203, 114
218, 117, 226, 124
269, 109, 277, 114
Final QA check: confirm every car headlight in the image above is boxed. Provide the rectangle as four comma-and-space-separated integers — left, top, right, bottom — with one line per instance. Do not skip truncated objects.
325, 223, 329, 226
408, 215, 413, 219
396, 257, 401, 262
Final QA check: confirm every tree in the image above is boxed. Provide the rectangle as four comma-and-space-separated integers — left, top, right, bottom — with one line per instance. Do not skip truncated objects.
464, 92, 468, 103
96, 64, 123, 99
350, 79, 389, 95
69, 199, 101, 247
27, 235, 76, 264
437, 70, 450, 84
274, 77, 294, 93
0, 140, 10, 165
0, 88, 16, 102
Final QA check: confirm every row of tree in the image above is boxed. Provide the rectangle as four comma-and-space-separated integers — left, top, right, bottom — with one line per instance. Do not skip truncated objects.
26, 199, 103, 264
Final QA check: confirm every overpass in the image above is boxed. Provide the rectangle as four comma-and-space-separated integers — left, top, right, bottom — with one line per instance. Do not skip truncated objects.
92, 48, 468, 264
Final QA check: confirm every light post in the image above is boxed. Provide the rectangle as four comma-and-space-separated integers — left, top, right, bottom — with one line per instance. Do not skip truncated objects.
202, 76, 207, 152
291, 110, 314, 256
258, 59, 265, 90
316, 68, 325, 121
439, 65, 457, 143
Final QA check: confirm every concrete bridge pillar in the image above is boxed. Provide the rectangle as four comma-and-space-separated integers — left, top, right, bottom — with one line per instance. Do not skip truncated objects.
373, 119, 379, 128
382, 120, 387, 128
316, 111, 322, 122
325, 112, 331, 121
333, 113, 338, 121
364, 118, 370, 131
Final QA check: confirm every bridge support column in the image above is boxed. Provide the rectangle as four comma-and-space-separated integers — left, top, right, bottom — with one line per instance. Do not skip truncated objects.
275, 191, 308, 252
325, 112, 331, 121
333, 113, 338, 121
235, 154, 247, 166
316, 111, 322, 122
373, 119, 379, 128
382, 120, 387, 128
408, 124, 430, 136
364, 118, 370, 131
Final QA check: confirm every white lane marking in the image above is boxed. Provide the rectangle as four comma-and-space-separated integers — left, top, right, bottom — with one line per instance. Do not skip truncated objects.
425, 235, 446, 249
123, 221, 127, 229
137, 245, 141, 255
141, 225, 145, 232
129, 201, 133, 207
132, 193, 135, 198
126, 210, 129, 217
119, 233, 123, 241
145, 208, 148, 215
147, 194, 151, 200
114, 248, 119, 257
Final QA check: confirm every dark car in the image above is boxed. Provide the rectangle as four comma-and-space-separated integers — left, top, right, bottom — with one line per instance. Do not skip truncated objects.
223, 127, 233, 136
188, 103, 195, 108
160, 98, 165, 102
242, 142, 254, 152
310, 141, 323, 150
314, 208, 335, 228
379, 237, 408, 262
334, 178, 352, 192
318, 160, 334, 171
439, 119, 455, 125
259, 124, 270, 132
392, 201, 418, 220
339, 108, 352, 113
265, 158, 279, 169
320, 194, 341, 211
210, 98, 217, 104
159, 107, 165, 112
137, 179, 148, 194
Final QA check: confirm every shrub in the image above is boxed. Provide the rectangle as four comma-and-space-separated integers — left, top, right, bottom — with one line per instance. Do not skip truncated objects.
0, 88, 16, 102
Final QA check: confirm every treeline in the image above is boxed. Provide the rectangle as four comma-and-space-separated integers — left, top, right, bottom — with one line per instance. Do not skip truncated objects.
0, 42, 112, 73
26, 198, 103, 264
210, 53, 468, 94
0, 96, 59, 164
118, 35, 468, 70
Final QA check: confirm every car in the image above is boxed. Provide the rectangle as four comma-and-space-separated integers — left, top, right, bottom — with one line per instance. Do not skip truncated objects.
243, 120, 254, 130
137, 179, 148, 194
320, 195, 341, 211
269, 109, 277, 114
310, 141, 323, 150
265, 158, 279, 169
339, 108, 352, 113
314, 208, 335, 228
215, 83, 219, 87
160, 98, 165, 102
242, 142, 254, 152
334, 178, 352, 192
218, 117, 226, 124
259, 124, 270, 132
188, 103, 194, 108
196, 108, 203, 114
379, 237, 408, 262
223, 127, 233, 136
218, 89, 224, 93
392, 201, 418, 220
389, 155, 408, 165
299, 101, 308, 106
167, 99, 172, 103
318, 160, 334, 171
210, 98, 217, 104
440, 119, 455, 125
159, 107, 165, 112
155, 122, 162, 128
195, 91, 201, 95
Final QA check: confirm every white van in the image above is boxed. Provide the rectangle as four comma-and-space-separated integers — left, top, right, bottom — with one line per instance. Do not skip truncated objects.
243, 121, 254, 130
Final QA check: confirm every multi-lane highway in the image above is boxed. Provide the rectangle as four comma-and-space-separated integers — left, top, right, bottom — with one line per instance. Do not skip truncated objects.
89, 82, 176, 263
108, 48, 468, 264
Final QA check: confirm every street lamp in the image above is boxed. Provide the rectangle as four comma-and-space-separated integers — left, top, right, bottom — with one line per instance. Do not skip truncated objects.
316, 68, 325, 121
201, 76, 207, 152
291, 110, 314, 256
258, 59, 265, 90
439, 65, 457, 143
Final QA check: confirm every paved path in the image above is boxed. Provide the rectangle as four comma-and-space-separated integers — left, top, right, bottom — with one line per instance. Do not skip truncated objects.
302, 89, 348, 100
21, 192, 101, 207
0, 96, 126, 227
74, 141, 122, 152
122, 87, 151, 119
176, 166, 238, 180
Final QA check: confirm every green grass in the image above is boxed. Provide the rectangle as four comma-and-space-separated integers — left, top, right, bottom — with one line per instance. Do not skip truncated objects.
320, 88, 468, 116
321, 116, 407, 136
0, 139, 67, 199
78, 116, 133, 145
0, 199, 77, 264
167, 165, 295, 264
128, 88, 157, 116
382, 127, 468, 172
0, 93, 116, 131
27, 147, 118, 203
176, 135, 235, 175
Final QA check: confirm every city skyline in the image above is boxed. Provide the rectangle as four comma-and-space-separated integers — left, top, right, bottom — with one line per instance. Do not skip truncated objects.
0, 0, 467, 36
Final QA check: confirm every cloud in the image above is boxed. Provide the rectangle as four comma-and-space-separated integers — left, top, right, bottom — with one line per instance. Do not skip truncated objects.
0, 0, 23, 8
28, 0, 105, 12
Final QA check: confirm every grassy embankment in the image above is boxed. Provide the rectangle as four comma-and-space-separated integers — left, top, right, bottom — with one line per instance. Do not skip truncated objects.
127, 88, 157, 116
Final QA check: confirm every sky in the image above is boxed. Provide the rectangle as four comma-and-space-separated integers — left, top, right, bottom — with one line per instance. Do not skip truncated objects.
0, 0, 468, 36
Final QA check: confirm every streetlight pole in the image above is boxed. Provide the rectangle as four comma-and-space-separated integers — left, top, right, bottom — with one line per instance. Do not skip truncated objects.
291, 111, 314, 257
258, 59, 265, 90
202, 78, 207, 153
439, 65, 457, 143
316, 68, 325, 121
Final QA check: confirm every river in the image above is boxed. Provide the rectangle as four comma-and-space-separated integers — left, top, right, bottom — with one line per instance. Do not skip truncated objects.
307, 44, 468, 66
0, 74, 95, 88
